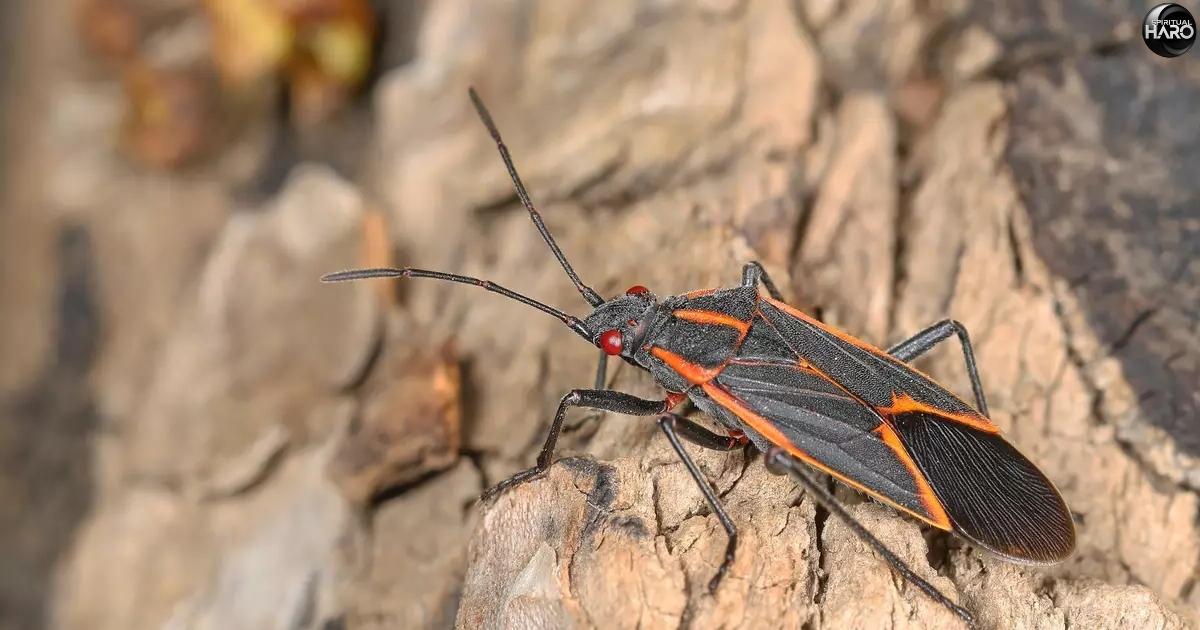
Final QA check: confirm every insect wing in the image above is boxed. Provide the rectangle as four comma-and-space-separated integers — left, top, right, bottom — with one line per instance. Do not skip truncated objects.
708, 359, 948, 527
891, 411, 1076, 563
745, 297, 1075, 562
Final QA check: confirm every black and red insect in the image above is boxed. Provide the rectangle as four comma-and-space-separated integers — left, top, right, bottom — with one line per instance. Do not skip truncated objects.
323, 89, 1075, 625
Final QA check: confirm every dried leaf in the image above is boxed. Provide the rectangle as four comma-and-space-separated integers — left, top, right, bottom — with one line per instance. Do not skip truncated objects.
203, 0, 292, 86
120, 63, 216, 168
286, 0, 375, 125
202, 0, 375, 124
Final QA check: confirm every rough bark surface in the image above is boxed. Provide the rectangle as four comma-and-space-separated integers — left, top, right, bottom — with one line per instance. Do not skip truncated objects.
1, 1, 1197, 629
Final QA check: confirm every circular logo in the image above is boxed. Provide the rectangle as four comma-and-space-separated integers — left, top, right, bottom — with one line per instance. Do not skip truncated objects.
1143, 3, 1196, 58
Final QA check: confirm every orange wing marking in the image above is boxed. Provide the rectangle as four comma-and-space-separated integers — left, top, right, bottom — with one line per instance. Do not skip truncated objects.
701, 382, 952, 531
761, 296, 883, 354
762, 297, 995, 429
672, 309, 750, 335
878, 392, 998, 434
873, 423, 952, 528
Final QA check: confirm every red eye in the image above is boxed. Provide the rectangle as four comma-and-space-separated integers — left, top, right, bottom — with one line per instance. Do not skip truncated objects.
626, 285, 650, 296
599, 329, 624, 355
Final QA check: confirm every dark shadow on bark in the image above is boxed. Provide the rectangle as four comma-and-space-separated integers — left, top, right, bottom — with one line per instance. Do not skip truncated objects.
0, 225, 101, 630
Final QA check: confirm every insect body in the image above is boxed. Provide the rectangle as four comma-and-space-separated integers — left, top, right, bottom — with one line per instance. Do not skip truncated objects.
625, 284, 1074, 562
324, 89, 1075, 626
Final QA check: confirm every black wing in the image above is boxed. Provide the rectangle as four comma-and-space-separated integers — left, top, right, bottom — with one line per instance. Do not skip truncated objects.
891, 411, 1075, 563
712, 360, 941, 523
719, 298, 1075, 563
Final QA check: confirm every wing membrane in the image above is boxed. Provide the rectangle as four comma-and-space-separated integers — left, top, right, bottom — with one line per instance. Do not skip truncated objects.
891, 411, 1075, 563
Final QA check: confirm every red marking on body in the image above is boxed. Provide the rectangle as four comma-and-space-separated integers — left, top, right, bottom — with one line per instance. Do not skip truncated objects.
682, 288, 716, 299
626, 285, 650, 296
665, 391, 687, 409
701, 382, 951, 530
672, 309, 750, 335
650, 347, 723, 385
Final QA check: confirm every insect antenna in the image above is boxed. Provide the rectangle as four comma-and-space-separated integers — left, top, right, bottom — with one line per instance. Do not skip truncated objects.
321, 267, 593, 341
468, 87, 605, 308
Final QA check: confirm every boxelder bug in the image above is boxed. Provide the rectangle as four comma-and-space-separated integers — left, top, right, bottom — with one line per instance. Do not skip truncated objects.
323, 88, 1076, 626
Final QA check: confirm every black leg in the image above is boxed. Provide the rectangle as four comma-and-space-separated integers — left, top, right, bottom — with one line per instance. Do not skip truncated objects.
661, 412, 747, 452
887, 319, 989, 417
659, 415, 740, 594
482, 389, 673, 502
593, 349, 608, 390
741, 261, 785, 301
764, 448, 975, 627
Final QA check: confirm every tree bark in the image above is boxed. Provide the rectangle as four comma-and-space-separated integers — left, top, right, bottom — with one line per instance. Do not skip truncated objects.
2, 0, 1196, 629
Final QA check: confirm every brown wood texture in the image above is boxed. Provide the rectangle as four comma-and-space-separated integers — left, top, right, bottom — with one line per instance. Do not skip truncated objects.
1, 1, 1196, 628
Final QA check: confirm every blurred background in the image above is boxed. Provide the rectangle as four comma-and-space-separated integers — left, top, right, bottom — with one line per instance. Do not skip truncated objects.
0, 1, 1197, 628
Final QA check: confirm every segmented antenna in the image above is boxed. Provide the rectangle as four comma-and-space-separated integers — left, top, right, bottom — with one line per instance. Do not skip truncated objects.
468, 88, 605, 307
322, 267, 593, 341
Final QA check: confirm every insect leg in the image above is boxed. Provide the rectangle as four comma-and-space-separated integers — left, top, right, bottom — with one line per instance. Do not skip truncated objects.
661, 412, 747, 451
592, 350, 608, 389
481, 390, 672, 502
764, 448, 975, 626
887, 319, 989, 417
659, 415, 740, 593
741, 261, 785, 301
